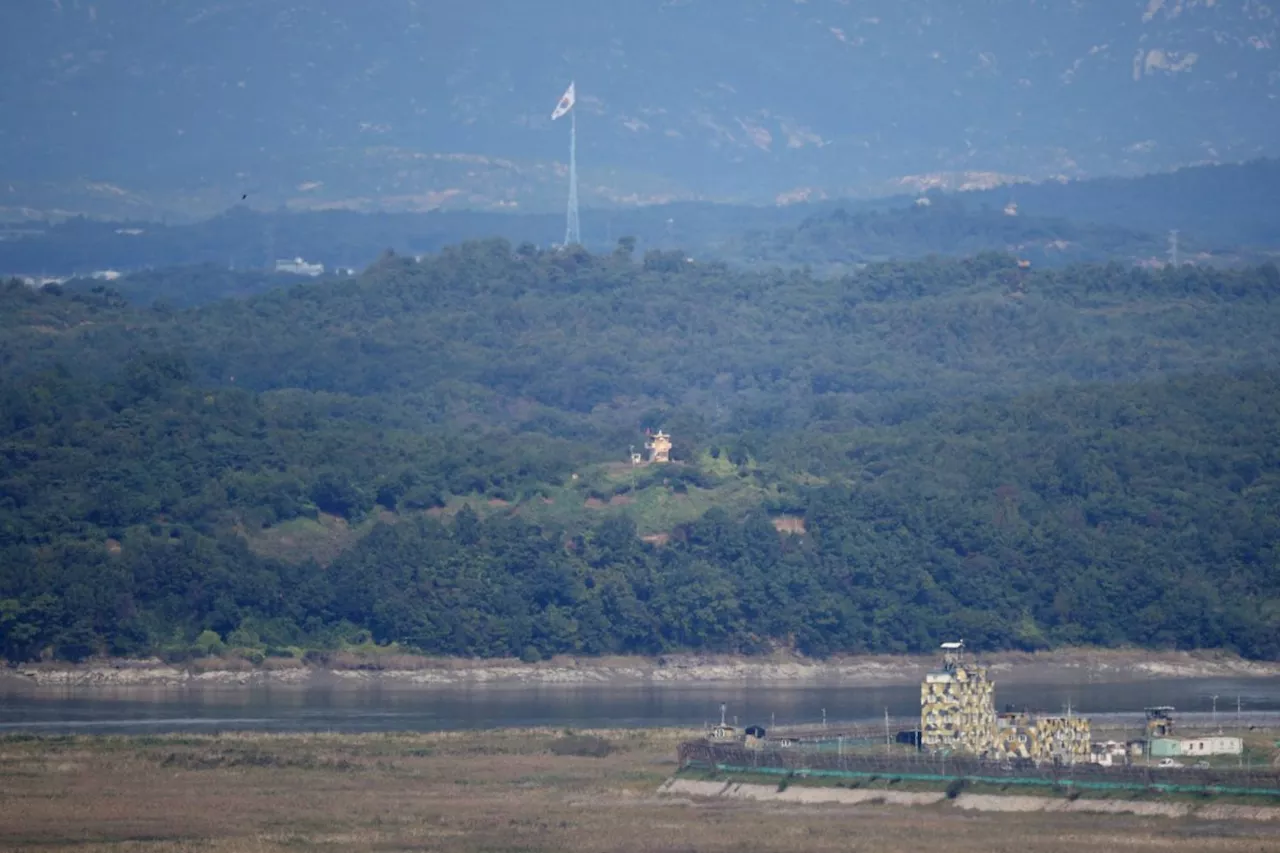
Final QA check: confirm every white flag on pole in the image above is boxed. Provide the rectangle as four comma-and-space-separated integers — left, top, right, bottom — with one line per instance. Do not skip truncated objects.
551, 81, 576, 120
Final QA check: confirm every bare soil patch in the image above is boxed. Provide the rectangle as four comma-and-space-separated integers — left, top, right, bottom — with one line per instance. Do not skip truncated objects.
245, 512, 367, 567
771, 515, 807, 534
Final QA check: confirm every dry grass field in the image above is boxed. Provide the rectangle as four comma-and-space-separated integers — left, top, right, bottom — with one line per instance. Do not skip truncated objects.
1, 729, 1277, 852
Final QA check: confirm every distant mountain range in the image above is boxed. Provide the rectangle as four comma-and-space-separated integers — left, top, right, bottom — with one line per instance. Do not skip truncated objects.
3, 160, 1279, 281
2, 0, 1278, 220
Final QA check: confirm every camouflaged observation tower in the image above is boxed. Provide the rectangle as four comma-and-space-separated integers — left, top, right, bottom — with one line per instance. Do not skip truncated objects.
920, 641, 1091, 763
920, 641, 997, 755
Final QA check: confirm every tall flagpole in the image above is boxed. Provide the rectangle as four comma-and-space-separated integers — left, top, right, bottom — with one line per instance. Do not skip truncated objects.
565, 107, 581, 246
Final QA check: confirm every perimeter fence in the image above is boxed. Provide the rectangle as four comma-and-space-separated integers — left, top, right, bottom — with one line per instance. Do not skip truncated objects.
678, 740, 1280, 797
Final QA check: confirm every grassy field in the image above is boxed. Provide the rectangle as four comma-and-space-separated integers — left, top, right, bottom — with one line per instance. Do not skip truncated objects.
3, 729, 1279, 852
244, 511, 388, 565
437, 458, 778, 538
243, 457, 780, 565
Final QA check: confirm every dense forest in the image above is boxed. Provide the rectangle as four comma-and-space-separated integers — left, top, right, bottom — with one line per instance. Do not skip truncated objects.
62, 265, 321, 310
1, 241, 1278, 662
963, 159, 1280, 248
725, 197, 1186, 271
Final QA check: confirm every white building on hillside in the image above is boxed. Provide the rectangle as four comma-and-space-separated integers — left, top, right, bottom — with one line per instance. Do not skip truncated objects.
275, 257, 325, 277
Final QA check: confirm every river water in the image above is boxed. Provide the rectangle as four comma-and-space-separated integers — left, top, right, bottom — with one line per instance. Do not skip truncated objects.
2, 677, 1279, 735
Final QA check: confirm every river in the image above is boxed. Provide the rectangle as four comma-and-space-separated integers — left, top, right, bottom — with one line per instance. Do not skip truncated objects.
2, 676, 1279, 735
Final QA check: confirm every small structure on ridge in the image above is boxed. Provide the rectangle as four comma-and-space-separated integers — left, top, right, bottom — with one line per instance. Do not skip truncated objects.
644, 429, 672, 464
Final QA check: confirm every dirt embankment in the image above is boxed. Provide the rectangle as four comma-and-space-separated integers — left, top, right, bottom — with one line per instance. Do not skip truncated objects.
4, 647, 1278, 689
658, 779, 1280, 822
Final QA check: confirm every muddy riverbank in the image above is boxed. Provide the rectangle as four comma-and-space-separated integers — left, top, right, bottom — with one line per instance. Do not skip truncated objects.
4, 648, 1278, 689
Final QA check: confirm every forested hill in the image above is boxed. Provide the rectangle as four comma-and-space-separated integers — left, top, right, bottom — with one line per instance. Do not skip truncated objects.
721, 192, 1280, 272
724, 199, 1180, 271
1, 247, 1278, 662
961, 160, 1280, 249
15, 244, 1279, 435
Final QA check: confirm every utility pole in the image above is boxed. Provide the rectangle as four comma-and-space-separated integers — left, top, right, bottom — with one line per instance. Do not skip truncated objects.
1168, 229, 1179, 268
822, 708, 827, 729
884, 707, 891, 756
1212, 695, 1219, 732
1238, 696, 1244, 768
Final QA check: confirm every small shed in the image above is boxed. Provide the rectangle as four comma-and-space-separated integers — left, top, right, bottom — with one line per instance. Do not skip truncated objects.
895, 729, 922, 747
1178, 736, 1243, 757
1149, 737, 1181, 758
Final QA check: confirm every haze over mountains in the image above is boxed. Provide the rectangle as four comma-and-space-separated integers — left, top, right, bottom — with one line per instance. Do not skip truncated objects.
3, 0, 1278, 220
4, 160, 1280, 282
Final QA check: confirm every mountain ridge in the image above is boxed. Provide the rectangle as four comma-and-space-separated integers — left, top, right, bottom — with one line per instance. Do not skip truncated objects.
2, 0, 1278, 218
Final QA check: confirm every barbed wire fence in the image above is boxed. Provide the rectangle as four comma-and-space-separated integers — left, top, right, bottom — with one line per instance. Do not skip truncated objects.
678, 740, 1280, 795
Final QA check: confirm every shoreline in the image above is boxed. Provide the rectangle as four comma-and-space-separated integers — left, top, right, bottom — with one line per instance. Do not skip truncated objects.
4, 647, 1278, 689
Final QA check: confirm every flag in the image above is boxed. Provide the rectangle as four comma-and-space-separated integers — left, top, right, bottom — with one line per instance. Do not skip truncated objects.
551, 81, 575, 120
